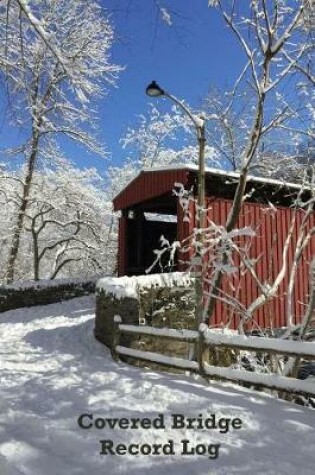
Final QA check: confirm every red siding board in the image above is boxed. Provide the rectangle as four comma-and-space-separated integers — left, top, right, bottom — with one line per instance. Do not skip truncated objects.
294, 212, 302, 322
253, 206, 261, 327
118, 217, 127, 276
115, 169, 314, 329
276, 210, 284, 328
113, 170, 189, 211
201, 197, 314, 329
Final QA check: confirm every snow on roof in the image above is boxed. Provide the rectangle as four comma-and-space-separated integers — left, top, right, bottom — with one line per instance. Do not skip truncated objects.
142, 164, 305, 191
96, 271, 193, 300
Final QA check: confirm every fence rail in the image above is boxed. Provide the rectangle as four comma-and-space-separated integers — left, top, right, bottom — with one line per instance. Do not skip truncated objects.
116, 346, 199, 371
118, 324, 198, 342
201, 331, 315, 359
112, 318, 315, 398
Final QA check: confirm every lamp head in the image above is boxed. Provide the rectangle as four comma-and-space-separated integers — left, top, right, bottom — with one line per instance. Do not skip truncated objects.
145, 81, 165, 97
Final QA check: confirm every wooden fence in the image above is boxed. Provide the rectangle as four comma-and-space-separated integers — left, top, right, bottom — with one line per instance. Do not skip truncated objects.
112, 317, 315, 398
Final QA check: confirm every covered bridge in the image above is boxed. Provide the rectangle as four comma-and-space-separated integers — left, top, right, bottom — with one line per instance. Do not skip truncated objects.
113, 165, 315, 329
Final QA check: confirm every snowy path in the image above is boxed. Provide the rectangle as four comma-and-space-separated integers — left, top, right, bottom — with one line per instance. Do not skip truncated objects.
1, 296, 315, 475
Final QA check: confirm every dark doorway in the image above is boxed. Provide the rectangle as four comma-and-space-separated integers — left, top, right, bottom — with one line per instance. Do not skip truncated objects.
126, 214, 177, 275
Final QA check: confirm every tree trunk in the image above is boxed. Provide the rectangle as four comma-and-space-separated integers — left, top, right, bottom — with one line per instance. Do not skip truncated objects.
32, 226, 40, 281
6, 134, 39, 283
205, 94, 266, 324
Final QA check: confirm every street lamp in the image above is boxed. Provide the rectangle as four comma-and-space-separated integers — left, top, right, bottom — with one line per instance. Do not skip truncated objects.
146, 81, 165, 97
145, 81, 206, 328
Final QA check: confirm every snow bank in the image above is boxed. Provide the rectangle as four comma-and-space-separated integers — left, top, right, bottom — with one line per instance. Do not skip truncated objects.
2, 297, 315, 474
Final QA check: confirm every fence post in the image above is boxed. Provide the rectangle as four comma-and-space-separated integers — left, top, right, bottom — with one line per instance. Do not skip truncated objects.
198, 324, 209, 376
111, 315, 122, 362
290, 258, 315, 379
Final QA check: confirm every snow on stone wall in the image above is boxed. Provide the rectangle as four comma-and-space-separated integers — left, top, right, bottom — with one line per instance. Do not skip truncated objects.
96, 272, 193, 300
0, 278, 98, 313
94, 272, 196, 365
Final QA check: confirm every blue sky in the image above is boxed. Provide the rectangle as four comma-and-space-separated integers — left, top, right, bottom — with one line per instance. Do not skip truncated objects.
100, 0, 244, 170
0, 1, 246, 174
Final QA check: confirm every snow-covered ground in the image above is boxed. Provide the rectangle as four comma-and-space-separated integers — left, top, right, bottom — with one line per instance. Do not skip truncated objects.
1, 296, 315, 475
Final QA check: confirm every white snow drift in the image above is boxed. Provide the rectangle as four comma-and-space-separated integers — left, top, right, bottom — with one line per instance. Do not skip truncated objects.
1, 296, 315, 475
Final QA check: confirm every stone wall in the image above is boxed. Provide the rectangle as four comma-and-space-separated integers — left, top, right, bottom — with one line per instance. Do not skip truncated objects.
94, 273, 196, 365
0, 278, 97, 313
94, 273, 240, 371
95, 292, 139, 349
136, 284, 196, 367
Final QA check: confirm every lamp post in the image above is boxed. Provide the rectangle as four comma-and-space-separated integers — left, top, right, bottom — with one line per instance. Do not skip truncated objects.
145, 81, 206, 328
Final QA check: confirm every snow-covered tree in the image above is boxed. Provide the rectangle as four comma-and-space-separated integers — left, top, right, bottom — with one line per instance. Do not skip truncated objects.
146, 1, 314, 345
201, 0, 315, 322
0, 164, 116, 282
26, 165, 116, 280
121, 104, 194, 169
203, 1, 314, 179
110, 103, 219, 194
0, 0, 121, 282
204, 86, 314, 179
